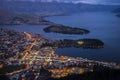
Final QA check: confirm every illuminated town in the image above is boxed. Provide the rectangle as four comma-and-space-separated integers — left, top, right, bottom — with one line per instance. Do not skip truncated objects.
1, 0, 120, 80
0, 28, 120, 80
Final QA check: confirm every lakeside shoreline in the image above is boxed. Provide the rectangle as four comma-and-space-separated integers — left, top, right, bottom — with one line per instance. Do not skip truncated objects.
0, 28, 120, 80
0, 28, 118, 64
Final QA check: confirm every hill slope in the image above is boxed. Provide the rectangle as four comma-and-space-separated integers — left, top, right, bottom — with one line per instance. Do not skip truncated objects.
0, 1, 120, 15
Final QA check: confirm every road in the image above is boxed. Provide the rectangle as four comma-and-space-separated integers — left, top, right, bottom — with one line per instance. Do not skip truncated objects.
21, 32, 37, 61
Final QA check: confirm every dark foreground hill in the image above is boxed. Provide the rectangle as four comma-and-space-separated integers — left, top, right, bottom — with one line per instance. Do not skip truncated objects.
47, 66, 120, 80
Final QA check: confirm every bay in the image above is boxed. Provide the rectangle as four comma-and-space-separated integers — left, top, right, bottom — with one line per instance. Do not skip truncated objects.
46, 12, 120, 63
1, 12, 120, 63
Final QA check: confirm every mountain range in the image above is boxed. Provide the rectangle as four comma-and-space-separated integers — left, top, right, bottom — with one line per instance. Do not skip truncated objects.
2, 0, 120, 5
0, 0, 120, 15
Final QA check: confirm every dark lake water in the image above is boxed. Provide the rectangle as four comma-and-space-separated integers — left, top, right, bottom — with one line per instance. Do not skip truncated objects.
1, 12, 120, 63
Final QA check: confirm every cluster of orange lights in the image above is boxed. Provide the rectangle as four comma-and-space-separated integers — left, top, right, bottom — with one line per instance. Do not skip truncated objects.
50, 68, 84, 78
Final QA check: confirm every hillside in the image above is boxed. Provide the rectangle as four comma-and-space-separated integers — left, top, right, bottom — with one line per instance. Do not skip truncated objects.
47, 66, 120, 80
0, 1, 120, 15
0, 1, 80, 15
0, 8, 55, 25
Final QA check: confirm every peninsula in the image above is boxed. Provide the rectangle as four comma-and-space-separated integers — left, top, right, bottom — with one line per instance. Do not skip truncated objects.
41, 39, 104, 49
43, 25, 90, 35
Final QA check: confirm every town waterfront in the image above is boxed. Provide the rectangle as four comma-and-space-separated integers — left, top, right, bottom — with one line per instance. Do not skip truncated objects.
1, 11, 120, 63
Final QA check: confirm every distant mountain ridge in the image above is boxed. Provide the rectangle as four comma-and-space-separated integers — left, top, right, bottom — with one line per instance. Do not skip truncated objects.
0, 8, 56, 25
0, 1, 81, 15
0, 0, 91, 4
2, 0, 120, 5
0, 1, 120, 15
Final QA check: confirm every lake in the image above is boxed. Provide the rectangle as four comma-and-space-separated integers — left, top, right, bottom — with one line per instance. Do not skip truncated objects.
1, 12, 120, 63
